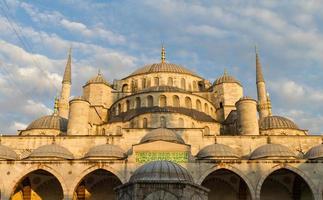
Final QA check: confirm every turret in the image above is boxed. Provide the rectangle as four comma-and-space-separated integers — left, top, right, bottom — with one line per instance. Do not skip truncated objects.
236, 97, 259, 135
67, 97, 90, 135
58, 48, 72, 119
213, 70, 243, 121
255, 47, 272, 119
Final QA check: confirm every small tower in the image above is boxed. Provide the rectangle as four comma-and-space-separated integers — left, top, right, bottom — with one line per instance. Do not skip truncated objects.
58, 48, 72, 119
255, 47, 271, 119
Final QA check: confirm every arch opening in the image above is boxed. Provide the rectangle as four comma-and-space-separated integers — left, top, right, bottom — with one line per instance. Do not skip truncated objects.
201, 169, 251, 200
73, 169, 122, 200
11, 169, 64, 200
260, 169, 314, 200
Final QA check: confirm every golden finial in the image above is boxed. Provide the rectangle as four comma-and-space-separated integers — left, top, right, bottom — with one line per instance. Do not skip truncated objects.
54, 97, 59, 115
161, 45, 166, 63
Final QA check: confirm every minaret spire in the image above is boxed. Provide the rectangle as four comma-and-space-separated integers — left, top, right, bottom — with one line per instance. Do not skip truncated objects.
58, 47, 72, 119
62, 47, 72, 84
255, 46, 271, 119
255, 46, 264, 83
161, 45, 166, 63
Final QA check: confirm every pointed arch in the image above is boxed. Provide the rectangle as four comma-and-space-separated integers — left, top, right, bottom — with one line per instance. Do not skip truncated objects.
255, 165, 317, 200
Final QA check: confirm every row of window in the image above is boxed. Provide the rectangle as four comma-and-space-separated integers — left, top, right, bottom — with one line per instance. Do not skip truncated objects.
113, 95, 214, 115
121, 77, 204, 92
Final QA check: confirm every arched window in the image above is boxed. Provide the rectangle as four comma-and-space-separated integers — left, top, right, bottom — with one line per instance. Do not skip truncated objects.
142, 78, 147, 89
196, 99, 202, 111
204, 126, 210, 135
178, 118, 184, 127
210, 107, 214, 114
142, 118, 148, 128
159, 95, 167, 107
185, 97, 192, 109
220, 102, 223, 108
154, 77, 159, 86
118, 103, 122, 114
173, 95, 180, 107
160, 116, 166, 128
126, 100, 130, 111
147, 95, 154, 107
181, 78, 186, 89
204, 103, 209, 114
122, 84, 129, 92
135, 97, 141, 108
102, 128, 106, 135
116, 126, 122, 135
167, 77, 173, 86
132, 79, 138, 92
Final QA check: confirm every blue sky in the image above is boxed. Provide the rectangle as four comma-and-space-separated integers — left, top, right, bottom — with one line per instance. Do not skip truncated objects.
0, 0, 323, 134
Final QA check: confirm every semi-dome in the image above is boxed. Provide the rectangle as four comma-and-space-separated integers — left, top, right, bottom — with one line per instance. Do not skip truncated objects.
140, 128, 185, 144
214, 71, 241, 86
259, 116, 299, 130
304, 143, 323, 160
84, 144, 126, 159
28, 144, 74, 159
0, 144, 18, 160
250, 143, 296, 159
85, 72, 110, 86
26, 114, 68, 132
196, 143, 239, 159
127, 63, 200, 78
129, 160, 193, 183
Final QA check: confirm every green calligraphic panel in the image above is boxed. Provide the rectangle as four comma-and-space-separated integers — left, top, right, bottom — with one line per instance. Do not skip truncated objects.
136, 152, 188, 163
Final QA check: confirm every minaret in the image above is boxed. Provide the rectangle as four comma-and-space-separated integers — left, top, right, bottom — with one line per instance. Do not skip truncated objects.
58, 48, 72, 119
255, 47, 271, 119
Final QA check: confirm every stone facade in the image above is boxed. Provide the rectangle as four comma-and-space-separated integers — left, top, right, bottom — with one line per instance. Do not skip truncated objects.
1, 47, 322, 200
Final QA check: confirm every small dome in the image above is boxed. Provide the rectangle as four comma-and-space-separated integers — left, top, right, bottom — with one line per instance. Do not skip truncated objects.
28, 144, 74, 159
214, 71, 241, 86
85, 72, 110, 86
259, 116, 299, 130
26, 114, 68, 132
127, 63, 200, 78
140, 128, 185, 144
250, 143, 296, 159
196, 143, 239, 159
129, 160, 193, 183
304, 143, 323, 160
84, 144, 126, 159
0, 144, 18, 160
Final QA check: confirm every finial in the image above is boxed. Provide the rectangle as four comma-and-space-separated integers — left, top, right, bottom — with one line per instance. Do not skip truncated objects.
255, 45, 259, 54
161, 45, 166, 63
267, 136, 271, 144
224, 68, 228, 76
53, 97, 59, 115
98, 68, 102, 76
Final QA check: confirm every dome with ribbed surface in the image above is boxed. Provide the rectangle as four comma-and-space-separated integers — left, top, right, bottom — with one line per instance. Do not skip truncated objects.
214, 72, 241, 86
28, 144, 74, 159
259, 116, 299, 130
250, 144, 296, 159
84, 144, 126, 159
127, 63, 200, 78
140, 128, 185, 144
0, 144, 18, 160
26, 114, 68, 132
304, 143, 323, 160
196, 143, 239, 159
85, 72, 110, 86
129, 160, 193, 183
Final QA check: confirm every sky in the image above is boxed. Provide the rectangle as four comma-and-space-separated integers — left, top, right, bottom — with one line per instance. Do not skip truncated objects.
0, 0, 323, 134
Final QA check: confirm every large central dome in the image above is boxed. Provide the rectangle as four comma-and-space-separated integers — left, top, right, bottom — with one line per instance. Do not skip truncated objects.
127, 63, 200, 78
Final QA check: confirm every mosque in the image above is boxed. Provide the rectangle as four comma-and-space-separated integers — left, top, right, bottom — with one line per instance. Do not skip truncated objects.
0, 46, 322, 200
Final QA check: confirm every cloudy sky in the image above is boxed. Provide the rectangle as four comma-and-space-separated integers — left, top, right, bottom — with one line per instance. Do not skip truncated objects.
0, 0, 323, 134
